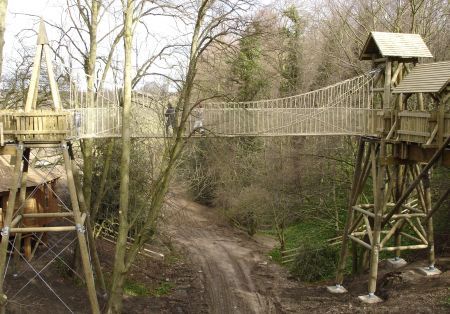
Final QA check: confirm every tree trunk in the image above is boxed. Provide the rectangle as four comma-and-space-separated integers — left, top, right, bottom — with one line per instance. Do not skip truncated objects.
106, 0, 134, 312
82, 0, 101, 213
0, 0, 8, 78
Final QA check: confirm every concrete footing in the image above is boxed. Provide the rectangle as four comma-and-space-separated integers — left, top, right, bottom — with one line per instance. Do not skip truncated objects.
326, 284, 347, 294
416, 266, 442, 276
358, 294, 383, 304
386, 257, 407, 269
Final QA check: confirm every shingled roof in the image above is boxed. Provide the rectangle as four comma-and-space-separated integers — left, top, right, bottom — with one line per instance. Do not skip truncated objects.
360, 32, 433, 60
392, 61, 450, 94
0, 155, 60, 192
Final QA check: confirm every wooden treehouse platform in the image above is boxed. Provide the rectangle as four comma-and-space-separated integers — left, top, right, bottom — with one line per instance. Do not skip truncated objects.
0, 110, 70, 145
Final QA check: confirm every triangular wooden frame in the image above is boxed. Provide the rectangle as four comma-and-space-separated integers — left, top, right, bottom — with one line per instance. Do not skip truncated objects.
24, 19, 61, 112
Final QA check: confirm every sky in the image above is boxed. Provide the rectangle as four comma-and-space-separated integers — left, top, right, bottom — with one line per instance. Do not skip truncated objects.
3, 0, 182, 88
3, 0, 278, 89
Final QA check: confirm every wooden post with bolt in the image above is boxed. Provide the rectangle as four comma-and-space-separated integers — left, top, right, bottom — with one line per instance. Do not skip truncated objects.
62, 142, 100, 314
0, 144, 24, 313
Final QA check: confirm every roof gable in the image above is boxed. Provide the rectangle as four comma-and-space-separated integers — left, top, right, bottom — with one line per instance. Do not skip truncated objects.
393, 61, 450, 94
360, 32, 433, 60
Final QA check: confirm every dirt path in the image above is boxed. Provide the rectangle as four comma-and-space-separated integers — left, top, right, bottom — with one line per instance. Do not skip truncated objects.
163, 194, 285, 314
162, 192, 450, 314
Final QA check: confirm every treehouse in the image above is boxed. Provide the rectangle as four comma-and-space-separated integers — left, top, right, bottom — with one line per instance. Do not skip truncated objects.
0, 155, 60, 259
0, 20, 101, 313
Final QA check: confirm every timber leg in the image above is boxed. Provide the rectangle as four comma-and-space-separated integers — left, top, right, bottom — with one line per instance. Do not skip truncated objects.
62, 142, 100, 314
68, 143, 107, 297
13, 148, 31, 275
417, 171, 441, 276
328, 138, 366, 294
24, 236, 31, 261
359, 142, 385, 304
0, 144, 24, 313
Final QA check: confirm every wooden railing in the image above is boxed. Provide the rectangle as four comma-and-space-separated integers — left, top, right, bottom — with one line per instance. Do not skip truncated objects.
13, 110, 70, 142
397, 111, 432, 143
0, 111, 15, 144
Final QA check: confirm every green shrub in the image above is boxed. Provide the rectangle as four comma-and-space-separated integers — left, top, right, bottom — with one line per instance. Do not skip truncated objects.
290, 243, 339, 282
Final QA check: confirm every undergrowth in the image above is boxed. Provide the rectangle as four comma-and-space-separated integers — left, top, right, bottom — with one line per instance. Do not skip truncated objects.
153, 281, 174, 297
267, 220, 339, 281
124, 280, 150, 296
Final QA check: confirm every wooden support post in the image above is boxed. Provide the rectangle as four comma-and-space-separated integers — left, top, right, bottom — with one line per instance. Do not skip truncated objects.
24, 237, 31, 260
0, 123, 3, 147
422, 171, 436, 268
437, 101, 445, 146
384, 61, 392, 109
29, 232, 44, 261
351, 240, 358, 274
383, 136, 450, 226
394, 227, 402, 259
68, 142, 107, 296
335, 138, 365, 285
24, 45, 43, 112
368, 141, 386, 296
418, 93, 424, 111
392, 163, 401, 259
0, 144, 23, 313
13, 148, 31, 273
62, 142, 100, 314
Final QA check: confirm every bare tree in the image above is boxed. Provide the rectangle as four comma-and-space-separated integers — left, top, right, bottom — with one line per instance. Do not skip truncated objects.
0, 0, 8, 78
104, 0, 254, 312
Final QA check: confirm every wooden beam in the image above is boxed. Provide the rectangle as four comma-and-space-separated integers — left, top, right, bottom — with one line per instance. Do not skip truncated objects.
390, 213, 426, 219
22, 212, 74, 218
380, 219, 404, 247
391, 63, 403, 85
10, 215, 22, 228
348, 235, 372, 250
43, 44, 62, 110
10, 226, 77, 233
363, 215, 373, 245
24, 44, 43, 112
399, 231, 422, 243
383, 136, 450, 226
0, 144, 24, 312
405, 218, 428, 245
426, 125, 439, 145
381, 244, 428, 251
353, 205, 375, 218
335, 138, 366, 285
385, 119, 397, 141
384, 61, 392, 108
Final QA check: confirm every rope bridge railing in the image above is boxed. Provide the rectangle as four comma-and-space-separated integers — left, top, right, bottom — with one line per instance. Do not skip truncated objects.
1, 69, 378, 140
198, 72, 378, 136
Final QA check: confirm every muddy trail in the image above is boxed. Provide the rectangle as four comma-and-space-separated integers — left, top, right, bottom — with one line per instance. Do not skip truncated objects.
163, 195, 284, 313
163, 192, 450, 314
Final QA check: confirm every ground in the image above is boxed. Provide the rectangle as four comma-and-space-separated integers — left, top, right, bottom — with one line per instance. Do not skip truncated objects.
3, 191, 450, 313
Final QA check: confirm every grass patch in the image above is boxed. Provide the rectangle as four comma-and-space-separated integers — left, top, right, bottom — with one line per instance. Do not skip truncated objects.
153, 281, 174, 297
124, 280, 150, 296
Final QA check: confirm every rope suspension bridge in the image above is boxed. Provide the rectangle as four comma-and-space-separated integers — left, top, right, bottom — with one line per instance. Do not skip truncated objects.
66, 71, 378, 139
0, 22, 448, 312
1, 69, 379, 141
